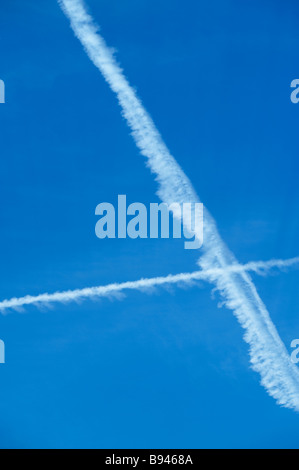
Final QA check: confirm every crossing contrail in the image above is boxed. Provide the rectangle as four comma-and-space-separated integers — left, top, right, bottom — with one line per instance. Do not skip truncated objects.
58, 0, 299, 411
0, 257, 298, 313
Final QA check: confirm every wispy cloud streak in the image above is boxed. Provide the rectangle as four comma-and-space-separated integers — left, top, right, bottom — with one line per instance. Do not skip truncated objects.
1, 257, 298, 313
58, 0, 299, 410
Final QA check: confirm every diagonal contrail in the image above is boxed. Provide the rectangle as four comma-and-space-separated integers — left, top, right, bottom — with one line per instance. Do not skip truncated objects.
58, 0, 299, 411
1, 257, 298, 313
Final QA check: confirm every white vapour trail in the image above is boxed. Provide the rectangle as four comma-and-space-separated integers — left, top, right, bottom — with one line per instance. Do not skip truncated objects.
1, 257, 298, 313
58, 0, 299, 410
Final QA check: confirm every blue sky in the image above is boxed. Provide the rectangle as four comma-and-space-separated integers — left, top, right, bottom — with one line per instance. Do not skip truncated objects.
0, 0, 299, 448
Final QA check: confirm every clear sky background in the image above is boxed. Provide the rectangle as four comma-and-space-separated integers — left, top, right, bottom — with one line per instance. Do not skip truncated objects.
0, 0, 299, 448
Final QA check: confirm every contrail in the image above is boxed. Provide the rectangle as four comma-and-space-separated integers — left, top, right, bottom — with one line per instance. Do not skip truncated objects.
1, 257, 298, 313
58, 0, 299, 411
